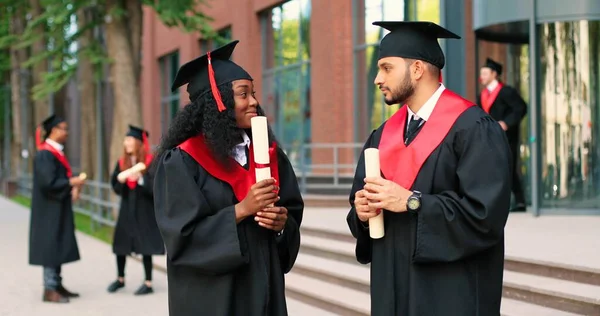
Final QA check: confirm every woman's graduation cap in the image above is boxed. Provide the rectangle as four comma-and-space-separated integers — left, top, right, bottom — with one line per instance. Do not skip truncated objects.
170, 40, 253, 111
373, 21, 461, 82
126, 124, 150, 154
483, 58, 503, 76
35, 114, 65, 149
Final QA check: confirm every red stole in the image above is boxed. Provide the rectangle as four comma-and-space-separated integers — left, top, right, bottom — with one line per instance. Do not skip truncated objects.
480, 82, 503, 113
178, 135, 280, 202
379, 90, 473, 189
119, 154, 154, 190
38, 142, 72, 178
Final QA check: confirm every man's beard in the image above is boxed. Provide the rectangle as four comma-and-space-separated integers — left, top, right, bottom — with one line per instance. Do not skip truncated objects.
384, 78, 414, 105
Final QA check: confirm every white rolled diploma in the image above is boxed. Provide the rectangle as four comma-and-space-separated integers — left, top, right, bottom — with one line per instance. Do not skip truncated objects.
364, 148, 384, 239
251, 116, 271, 182
117, 162, 146, 183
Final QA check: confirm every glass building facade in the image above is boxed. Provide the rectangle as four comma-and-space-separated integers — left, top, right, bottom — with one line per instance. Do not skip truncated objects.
474, 0, 600, 215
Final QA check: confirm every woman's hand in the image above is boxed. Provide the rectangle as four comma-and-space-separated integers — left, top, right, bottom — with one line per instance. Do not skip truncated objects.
255, 207, 287, 232
235, 178, 279, 223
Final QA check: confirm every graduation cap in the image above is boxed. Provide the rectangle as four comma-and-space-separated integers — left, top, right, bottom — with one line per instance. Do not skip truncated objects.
483, 58, 503, 75
171, 40, 253, 111
36, 114, 65, 148
126, 124, 150, 154
374, 21, 461, 81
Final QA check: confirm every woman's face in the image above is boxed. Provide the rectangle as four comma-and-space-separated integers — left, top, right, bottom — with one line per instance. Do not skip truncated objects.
123, 136, 138, 154
232, 79, 258, 129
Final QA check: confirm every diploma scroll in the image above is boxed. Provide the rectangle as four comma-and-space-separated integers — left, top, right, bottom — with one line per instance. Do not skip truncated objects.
79, 172, 87, 180
251, 116, 274, 208
364, 148, 384, 239
117, 162, 146, 183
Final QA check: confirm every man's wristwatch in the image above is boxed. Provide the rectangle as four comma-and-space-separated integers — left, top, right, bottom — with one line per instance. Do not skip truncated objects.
407, 190, 422, 212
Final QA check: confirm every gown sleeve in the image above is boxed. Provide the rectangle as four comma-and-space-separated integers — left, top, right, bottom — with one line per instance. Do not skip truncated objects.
346, 130, 377, 264
137, 170, 154, 198
111, 163, 124, 196
273, 148, 304, 273
35, 150, 72, 201
501, 86, 528, 129
153, 148, 249, 275
413, 116, 512, 263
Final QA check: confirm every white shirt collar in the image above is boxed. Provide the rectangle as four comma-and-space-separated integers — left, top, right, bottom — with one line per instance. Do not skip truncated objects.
487, 79, 499, 92
232, 131, 251, 166
45, 139, 64, 153
407, 83, 446, 122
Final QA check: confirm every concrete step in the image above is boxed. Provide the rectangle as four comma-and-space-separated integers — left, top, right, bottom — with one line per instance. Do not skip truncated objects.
287, 298, 339, 316
302, 194, 348, 207
285, 272, 370, 316
503, 270, 600, 315
500, 298, 581, 316
294, 252, 370, 293
300, 234, 357, 265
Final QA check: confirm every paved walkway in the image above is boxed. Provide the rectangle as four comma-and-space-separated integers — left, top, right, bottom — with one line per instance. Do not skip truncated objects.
0, 197, 169, 316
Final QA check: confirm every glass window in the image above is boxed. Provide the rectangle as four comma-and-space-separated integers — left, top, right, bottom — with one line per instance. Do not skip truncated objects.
261, 0, 311, 167
200, 27, 232, 55
538, 20, 600, 210
158, 51, 180, 134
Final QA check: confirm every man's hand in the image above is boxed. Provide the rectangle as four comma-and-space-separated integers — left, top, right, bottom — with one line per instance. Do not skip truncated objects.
354, 189, 380, 222
363, 177, 412, 213
69, 177, 85, 187
498, 121, 508, 131
255, 206, 287, 232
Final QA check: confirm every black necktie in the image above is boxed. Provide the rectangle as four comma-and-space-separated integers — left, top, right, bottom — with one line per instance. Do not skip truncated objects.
243, 145, 250, 169
405, 116, 423, 145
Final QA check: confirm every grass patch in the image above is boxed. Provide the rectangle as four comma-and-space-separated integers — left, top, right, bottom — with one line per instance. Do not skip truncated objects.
10, 195, 114, 244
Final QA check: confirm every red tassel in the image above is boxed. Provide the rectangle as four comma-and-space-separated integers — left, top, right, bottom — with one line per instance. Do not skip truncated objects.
35, 126, 43, 149
142, 130, 150, 154
207, 52, 227, 112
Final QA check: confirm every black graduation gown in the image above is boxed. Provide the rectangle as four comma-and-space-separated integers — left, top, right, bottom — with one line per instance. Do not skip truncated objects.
347, 106, 512, 316
477, 85, 527, 146
153, 147, 304, 316
29, 150, 80, 267
110, 163, 165, 256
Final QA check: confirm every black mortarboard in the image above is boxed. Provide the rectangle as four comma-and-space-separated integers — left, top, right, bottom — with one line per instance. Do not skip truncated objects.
483, 58, 503, 75
126, 124, 148, 141
374, 21, 461, 70
171, 40, 253, 111
42, 114, 65, 134
126, 124, 150, 153
36, 114, 66, 148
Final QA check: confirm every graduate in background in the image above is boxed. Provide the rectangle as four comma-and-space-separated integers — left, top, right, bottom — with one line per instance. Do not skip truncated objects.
107, 125, 164, 295
479, 58, 528, 212
29, 115, 86, 303
347, 22, 512, 315
152, 40, 304, 316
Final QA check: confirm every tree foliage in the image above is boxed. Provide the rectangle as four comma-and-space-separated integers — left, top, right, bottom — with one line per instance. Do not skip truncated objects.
0, 0, 219, 101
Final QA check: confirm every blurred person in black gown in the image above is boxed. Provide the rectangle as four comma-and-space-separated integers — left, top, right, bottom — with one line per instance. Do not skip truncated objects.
478, 57, 528, 212
152, 40, 304, 316
106, 125, 165, 295
29, 114, 85, 303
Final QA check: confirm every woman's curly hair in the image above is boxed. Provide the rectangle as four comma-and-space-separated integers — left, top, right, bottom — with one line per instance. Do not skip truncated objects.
151, 82, 277, 172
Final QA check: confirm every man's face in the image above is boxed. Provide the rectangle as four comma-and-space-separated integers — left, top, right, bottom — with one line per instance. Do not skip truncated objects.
479, 67, 497, 86
374, 57, 415, 105
51, 122, 69, 144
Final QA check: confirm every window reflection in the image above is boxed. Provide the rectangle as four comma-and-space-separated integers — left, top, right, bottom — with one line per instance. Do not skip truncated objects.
262, 0, 311, 167
539, 20, 600, 209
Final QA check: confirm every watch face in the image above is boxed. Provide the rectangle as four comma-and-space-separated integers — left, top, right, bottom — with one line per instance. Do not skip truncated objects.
408, 198, 420, 210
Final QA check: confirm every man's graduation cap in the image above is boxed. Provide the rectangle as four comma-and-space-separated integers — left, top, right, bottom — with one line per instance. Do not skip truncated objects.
126, 124, 150, 154
374, 21, 461, 82
483, 58, 503, 76
36, 114, 65, 148
171, 40, 253, 111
